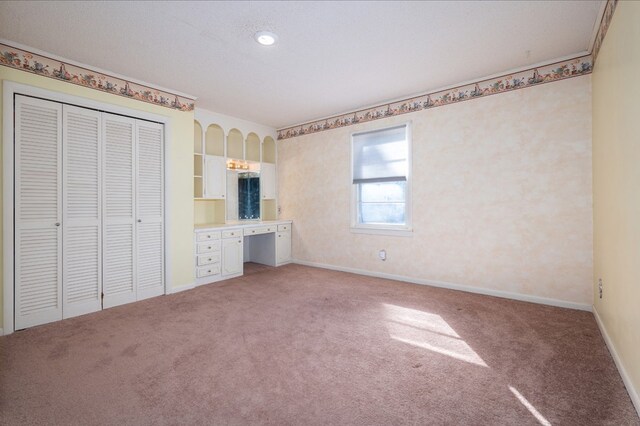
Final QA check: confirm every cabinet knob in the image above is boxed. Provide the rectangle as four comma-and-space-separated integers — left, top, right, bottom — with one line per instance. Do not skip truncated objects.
137, 219, 142, 223
222, 195, 225, 198
55, 222, 61, 227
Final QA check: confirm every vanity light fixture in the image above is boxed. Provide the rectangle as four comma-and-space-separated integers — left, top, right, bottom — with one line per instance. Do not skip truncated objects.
254, 31, 278, 46
227, 159, 250, 170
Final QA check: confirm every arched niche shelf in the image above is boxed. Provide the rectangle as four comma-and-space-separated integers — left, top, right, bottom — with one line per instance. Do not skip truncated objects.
245, 132, 261, 162
262, 136, 276, 164
193, 120, 204, 198
194, 120, 203, 153
227, 128, 244, 160
205, 124, 225, 156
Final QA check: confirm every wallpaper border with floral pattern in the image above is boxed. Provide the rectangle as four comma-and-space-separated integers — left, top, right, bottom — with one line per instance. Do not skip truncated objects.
0, 42, 195, 112
277, 55, 593, 140
592, 0, 618, 62
277, 0, 618, 140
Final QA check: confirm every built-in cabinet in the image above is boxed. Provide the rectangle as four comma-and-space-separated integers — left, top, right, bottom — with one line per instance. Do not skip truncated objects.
193, 119, 278, 224
13, 95, 164, 330
276, 224, 292, 266
194, 221, 292, 285
221, 234, 244, 276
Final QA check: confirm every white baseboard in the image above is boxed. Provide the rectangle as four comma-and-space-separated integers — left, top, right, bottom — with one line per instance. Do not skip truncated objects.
292, 259, 592, 312
169, 282, 195, 294
593, 306, 640, 417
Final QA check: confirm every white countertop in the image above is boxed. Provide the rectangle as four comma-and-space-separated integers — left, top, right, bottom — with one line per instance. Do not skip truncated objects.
194, 219, 292, 231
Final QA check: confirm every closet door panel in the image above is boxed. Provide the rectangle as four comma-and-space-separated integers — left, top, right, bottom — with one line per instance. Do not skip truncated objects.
102, 114, 137, 308
136, 121, 164, 300
62, 105, 102, 318
14, 95, 63, 329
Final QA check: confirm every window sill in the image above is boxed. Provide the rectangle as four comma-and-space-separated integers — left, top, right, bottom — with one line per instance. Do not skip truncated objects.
350, 226, 413, 237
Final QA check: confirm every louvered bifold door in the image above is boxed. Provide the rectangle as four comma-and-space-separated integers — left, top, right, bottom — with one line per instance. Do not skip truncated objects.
102, 113, 137, 308
62, 105, 102, 319
136, 120, 165, 300
14, 95, 63, 329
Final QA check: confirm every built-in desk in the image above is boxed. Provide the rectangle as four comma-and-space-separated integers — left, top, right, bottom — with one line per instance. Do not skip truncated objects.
194, 220, 292, 286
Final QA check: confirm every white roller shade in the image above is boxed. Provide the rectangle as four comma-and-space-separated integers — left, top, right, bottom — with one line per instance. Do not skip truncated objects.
352, 124, 408, 184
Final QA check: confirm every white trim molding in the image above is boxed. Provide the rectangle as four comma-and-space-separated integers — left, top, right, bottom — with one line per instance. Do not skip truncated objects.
169, 282, 196, 295
3, 80, 173, 335
292, 259, 593, 312
593, 306, 640, 417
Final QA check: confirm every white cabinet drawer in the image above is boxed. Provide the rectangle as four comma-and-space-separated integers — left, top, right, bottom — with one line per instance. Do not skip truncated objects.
197, 240, 221, 254
196, 231, 221, 242
222, 229, 241, 239
243, 226, 276, 236
197, 253, 221, 266
197, 264, 220, 278
277, 224, 290, 232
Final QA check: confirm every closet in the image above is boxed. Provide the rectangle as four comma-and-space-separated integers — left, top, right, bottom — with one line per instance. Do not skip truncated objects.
14, 95, 164, 330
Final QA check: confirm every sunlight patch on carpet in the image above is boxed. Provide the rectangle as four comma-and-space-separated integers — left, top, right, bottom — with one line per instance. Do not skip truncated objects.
509, 386, 552, 426
383, 303, 487, 367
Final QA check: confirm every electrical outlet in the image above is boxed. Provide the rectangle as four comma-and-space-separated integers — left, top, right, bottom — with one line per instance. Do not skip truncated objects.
378, 249, 387, 261
598, 278, 603, 299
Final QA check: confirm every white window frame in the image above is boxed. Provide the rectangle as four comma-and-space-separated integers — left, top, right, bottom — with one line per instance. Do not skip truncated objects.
350, 122, 412, 237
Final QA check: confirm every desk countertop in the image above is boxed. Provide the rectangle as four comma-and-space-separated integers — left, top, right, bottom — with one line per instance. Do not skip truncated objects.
194, 219, 292, 231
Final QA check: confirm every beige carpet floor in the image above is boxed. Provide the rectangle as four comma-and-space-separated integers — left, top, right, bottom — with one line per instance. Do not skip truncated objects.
0, 264, 638, 425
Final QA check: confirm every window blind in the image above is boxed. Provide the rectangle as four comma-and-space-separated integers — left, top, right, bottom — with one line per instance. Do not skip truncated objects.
352, 124, 408, 184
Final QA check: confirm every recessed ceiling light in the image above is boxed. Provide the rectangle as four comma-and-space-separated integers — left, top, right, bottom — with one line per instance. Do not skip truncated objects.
254, 31, 278, 46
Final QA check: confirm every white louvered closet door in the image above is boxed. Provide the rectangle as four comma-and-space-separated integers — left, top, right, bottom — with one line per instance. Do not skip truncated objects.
136, 120, 165, 300
62, 105, 102, 318
102, 113, 137, 308
14, 95, 63, 329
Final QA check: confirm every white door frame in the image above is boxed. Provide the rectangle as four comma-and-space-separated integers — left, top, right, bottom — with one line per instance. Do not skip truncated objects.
3, 80, 173, 335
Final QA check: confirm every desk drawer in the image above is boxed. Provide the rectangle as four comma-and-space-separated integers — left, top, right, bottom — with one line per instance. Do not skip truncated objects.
197, 240, 221, 254
277, 224, 290, 232
197, 253, 221, 266
196, 231, 221, 242
222, 229, 241, 239
197, 264, 220, 278
244, 226, 276, 236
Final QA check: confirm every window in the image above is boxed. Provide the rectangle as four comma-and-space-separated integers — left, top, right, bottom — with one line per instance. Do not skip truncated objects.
351, 124, 411, 235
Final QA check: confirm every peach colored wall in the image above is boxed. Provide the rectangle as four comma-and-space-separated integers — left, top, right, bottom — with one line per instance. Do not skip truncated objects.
278, 75, 593, 307
592, 0, 640, 411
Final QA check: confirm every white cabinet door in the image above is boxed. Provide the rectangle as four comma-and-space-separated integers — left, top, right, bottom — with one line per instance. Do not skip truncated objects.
261, 163, 276, 200
222, 237, 243, 276
62, 105, 102, 319
276, 232, 292, 265
136, 121, 165, 300
204, 155, 226, 199
102, 114, 137, 309
14, 95, 63, 330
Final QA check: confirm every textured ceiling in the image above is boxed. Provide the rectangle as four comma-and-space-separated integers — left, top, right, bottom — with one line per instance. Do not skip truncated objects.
0, 1, 603, 128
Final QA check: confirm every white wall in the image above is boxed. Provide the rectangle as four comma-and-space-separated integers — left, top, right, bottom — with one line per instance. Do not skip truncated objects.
278, 75, 593, 308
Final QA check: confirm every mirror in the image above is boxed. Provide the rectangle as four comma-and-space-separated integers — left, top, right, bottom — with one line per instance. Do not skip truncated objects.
238, 172, 260, 220
226, 161, 261, 221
